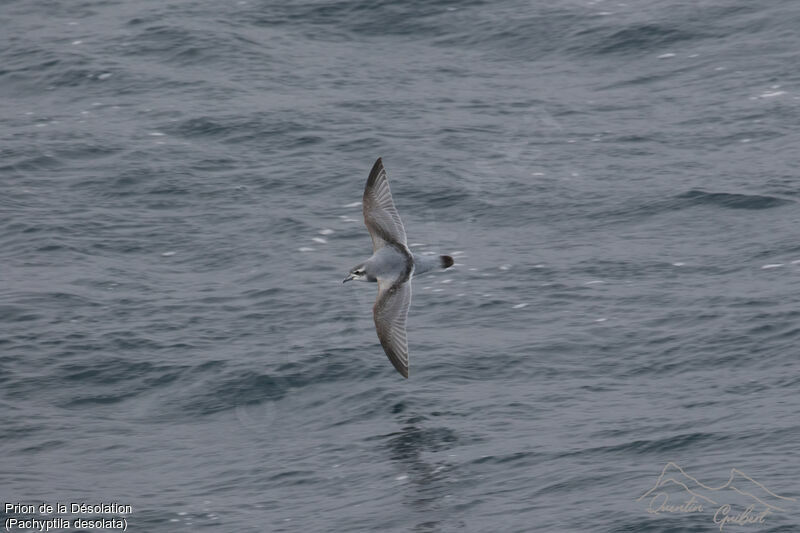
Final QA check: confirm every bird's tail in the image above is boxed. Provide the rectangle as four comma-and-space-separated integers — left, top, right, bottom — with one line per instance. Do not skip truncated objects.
412, 253, 455, 275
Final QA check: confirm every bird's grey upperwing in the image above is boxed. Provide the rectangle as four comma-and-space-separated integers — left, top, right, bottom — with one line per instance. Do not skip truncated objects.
363, 157, 408, 252
373, 279, 411, 378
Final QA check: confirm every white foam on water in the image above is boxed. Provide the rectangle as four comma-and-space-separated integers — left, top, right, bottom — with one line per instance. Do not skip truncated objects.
595, 318, 607, 322
298, 247, 314, 252
409, 242, 426, 247
149, 131, 165, 136
98, 72, 112, 80
585, 280, 605, 285
657, 53, 676, 59
499, 264, 511, 270
161, 251, 176, 257
512, 303, 528, 309
344, 201, 361, 208
433, 288, 443, 292
72, 40, 82, 45
672, 262, 685, 266
319, 229, 334, 235
762, 263, 783, 269
759, 91, 786, 98
312, 237, 327, 244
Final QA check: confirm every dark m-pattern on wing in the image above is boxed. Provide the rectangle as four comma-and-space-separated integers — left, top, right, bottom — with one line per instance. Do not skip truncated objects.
363, 157, 408, 251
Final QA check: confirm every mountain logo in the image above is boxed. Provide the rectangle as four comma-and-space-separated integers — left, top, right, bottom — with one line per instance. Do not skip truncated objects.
636, 462, 795, 530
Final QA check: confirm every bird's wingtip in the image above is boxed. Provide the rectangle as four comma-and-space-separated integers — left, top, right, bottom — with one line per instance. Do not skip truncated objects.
367, 157, 384, 185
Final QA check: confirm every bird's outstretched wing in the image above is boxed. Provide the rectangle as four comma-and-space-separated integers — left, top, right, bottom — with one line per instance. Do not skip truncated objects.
363, 157, 407, 252
373, 280, 411, 378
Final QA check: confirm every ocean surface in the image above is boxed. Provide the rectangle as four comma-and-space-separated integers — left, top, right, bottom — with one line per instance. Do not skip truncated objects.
2, 0, 799, 531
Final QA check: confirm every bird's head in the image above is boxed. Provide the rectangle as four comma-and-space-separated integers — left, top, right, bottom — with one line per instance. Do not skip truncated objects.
343, 265, 368, 283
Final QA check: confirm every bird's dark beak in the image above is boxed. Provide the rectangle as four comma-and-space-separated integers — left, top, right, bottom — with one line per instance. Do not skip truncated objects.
343, 273, 355, 283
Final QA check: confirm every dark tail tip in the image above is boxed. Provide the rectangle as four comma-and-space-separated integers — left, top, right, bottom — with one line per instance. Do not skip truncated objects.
440, 255, 454, 269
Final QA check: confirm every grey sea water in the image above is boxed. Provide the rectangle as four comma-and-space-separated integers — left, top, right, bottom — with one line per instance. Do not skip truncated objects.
2, 0, 799, 531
